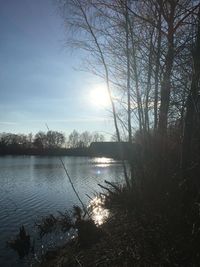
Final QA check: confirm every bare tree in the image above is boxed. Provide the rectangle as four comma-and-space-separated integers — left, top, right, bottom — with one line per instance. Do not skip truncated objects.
58, 0, 200, 185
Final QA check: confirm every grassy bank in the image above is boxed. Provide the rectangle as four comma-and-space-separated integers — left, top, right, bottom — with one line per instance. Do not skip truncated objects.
36, 175, 200, 266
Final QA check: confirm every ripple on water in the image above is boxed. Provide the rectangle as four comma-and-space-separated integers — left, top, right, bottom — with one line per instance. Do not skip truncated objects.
0, 156, 125, 267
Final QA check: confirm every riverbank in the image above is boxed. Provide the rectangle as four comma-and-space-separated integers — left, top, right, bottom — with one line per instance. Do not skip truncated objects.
5, 135, 200, 266
35, 158, 200, 267
0, 142, 139, 160
36, 203, 191, 267
0, 147, 91, 157
37, 208, 148, 267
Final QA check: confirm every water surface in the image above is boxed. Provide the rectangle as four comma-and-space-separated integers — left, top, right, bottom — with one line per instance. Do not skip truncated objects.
0, 156, 125, 266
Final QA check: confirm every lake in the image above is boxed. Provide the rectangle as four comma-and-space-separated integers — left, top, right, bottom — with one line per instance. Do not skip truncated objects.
0, 155, 125, 266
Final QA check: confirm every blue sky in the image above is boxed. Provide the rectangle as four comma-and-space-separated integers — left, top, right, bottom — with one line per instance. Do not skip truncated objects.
0, 0, 113, 138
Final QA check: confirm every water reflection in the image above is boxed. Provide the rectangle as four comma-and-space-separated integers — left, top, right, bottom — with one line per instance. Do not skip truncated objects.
0, 156, 125, 266
88, 196, 109, 226
92, 157, 115, 167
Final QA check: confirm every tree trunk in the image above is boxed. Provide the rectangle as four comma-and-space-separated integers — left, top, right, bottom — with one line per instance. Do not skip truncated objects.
145, 30, 154, 133
182, 8, 200, 170
125, 0, 132, 143
154, 8, 161, 130
129, 19, 144, 133
158, 12, 174, 135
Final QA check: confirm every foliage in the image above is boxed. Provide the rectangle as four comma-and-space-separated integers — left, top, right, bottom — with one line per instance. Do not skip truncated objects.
0, 130, 105, 153
7, 226, 31, 259
36, 206, 103, 247
34, 131, 66, 149
36, 212, 72, 237
67, 129, 105, 148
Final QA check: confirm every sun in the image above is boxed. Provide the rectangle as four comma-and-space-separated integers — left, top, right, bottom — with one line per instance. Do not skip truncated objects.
89, 86, 110, 107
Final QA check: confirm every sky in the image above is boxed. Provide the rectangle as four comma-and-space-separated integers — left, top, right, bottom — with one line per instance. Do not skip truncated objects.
0, 0, 114, 138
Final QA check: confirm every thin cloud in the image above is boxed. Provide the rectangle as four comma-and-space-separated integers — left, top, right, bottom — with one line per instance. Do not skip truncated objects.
25, 117, 112, 123
0, 121, 18, 125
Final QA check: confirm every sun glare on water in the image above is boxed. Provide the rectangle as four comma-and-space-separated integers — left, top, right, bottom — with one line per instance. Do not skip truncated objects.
89, 86, 110, 107
88, 196, 109, 225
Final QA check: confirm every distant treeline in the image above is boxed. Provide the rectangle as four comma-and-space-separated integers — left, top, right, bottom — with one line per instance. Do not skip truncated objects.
0, 130, 105, 156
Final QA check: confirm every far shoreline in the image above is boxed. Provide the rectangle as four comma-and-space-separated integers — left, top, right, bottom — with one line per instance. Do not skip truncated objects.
0, 142, 138, 160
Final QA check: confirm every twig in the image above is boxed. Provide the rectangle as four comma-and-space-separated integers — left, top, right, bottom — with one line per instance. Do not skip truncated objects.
85, 193, 93, 200
45, 124, 89, 217
104, 180, 121, 192
59, 157, 89, 217
98, 183, 113, 195
74, 256, 83, 267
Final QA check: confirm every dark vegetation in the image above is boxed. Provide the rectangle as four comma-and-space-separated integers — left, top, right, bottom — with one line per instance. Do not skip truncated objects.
7, 226, 31, 259
0, 130, 106, 157
35, 137, 200, 266
36, 206, 103, 246
0, 130, 138, 159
